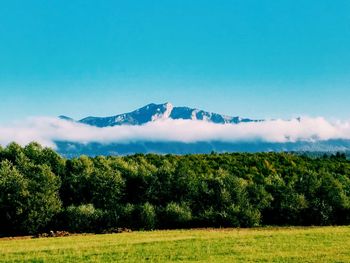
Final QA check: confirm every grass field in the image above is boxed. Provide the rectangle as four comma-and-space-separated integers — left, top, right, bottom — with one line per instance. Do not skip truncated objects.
1, 227, 350, 262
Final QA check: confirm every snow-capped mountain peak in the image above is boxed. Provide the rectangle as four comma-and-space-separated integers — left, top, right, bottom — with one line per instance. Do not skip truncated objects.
151, 102, 173, 121
61, 102, 260, 127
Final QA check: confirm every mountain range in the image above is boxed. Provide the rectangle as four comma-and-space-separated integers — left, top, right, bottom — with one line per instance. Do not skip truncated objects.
57, 102, 350, 157
60, 102, 260, 126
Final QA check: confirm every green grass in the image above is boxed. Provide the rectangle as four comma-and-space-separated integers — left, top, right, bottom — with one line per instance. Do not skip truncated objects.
1, 227, 350, 262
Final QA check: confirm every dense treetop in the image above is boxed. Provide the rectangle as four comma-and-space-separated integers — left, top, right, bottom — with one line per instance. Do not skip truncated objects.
1, 142, 350, 236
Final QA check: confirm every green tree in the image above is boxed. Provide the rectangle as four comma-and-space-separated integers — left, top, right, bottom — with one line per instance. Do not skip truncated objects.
0, 160, 61, 234
162, 202, 192, 228
90, 156, 124, 210
61, 156, 94, 205
0, 160, 29, 235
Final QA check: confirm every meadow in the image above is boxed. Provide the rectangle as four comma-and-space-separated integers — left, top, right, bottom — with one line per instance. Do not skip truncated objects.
1, 226, 350, 262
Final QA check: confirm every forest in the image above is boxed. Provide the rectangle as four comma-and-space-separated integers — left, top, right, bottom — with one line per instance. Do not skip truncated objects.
1, 142, 350, 236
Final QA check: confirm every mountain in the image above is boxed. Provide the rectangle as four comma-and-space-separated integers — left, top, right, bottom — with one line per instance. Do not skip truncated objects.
56, 139, 350, 158
67, 102, 260, 127
56, 102, 350, 157
58, 115, 74, 122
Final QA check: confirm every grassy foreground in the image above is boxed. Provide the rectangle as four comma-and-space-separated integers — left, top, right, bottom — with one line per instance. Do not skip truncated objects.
1, 227, 350, 262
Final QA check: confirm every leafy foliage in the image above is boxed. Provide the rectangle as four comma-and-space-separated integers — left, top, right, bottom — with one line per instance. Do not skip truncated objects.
1, 143, 350, 235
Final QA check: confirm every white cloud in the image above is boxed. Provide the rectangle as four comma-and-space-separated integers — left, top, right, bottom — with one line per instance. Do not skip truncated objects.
0, 116, 350, 149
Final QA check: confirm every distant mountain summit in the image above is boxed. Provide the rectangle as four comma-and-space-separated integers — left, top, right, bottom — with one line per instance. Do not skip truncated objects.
62, 102, 260, 127
56, 103, 350, 157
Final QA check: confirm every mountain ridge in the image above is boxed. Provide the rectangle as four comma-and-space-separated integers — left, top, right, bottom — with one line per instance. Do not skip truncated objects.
61, 102, 261, 127
55, 102, 350, 157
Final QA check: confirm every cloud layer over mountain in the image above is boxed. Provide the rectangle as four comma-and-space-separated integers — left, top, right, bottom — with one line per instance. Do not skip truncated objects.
1, 116, 350, 149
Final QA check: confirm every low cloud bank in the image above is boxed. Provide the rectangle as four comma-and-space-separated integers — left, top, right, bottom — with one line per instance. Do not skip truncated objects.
1, 117, 350, 149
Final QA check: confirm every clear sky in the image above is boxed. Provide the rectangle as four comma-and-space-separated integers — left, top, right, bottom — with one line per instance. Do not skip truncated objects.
0, 0, 350, 123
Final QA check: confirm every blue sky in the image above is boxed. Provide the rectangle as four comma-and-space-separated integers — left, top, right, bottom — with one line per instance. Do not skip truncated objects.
0, 0, 350, 123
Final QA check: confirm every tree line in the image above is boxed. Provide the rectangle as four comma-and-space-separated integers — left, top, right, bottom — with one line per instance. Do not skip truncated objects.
1, 142, 350, 236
